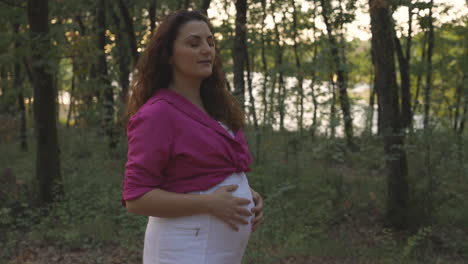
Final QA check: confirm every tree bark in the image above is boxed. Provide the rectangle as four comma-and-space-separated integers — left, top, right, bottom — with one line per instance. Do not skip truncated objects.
320, 0, 355, 148
149, 0, 157, 33
200, 0, 211, 15
110, 3, 130, 106
423, 0, 434, 130
291, 0, 304, 132
271, 5, 285, 131
260, 0, 268, 126
13, 23, 27, 150
369, 0, 409, 229
117, 0, 139, 64
245, 47, 258, 129
412, 30, 427, 121
233, 0, 247, 109
97, 0, 117, 148
310, 7, 319, 136
329, 75, 337, 139
66, 69, 75, 128
27, 0, 63, 204
394, 2, 413, 130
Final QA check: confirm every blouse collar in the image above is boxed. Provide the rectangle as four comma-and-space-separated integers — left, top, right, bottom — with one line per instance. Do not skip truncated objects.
153, 88, 243, 144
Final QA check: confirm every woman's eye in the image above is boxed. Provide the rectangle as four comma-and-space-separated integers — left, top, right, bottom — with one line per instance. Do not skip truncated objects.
190, 43, 199, 47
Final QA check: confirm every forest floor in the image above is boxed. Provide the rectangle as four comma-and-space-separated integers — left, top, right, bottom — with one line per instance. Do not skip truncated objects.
8, 215, 467, 264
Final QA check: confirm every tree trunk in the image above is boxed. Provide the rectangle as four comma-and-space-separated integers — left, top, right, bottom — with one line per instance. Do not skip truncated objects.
245, 48, 258, 130
423, 0, 434, 130
271, 6, 285, 131
0, 67, 5, 98
291, 0, 304, 132
260, 0, 268, 126
97, 0, 117, 148
27, 0, 63, 204
110, 3, 130, 106
310, 8, 319, 136
320, 0, 355, 148
369, 0, 409, 229
457, 71, 467, 135
394, 4, 413, 130
412, 31, 427, 125
329, 76, 337, 139
402, 2, 413, 129
149, 0, 157, 33
200, 0, 211, 15
13, 23, 27, 150
368, 83, 377, 136
233, 0, 247, 109
66, 69, 75, 128
245, 43, 260, 162
117, 0, 139, 65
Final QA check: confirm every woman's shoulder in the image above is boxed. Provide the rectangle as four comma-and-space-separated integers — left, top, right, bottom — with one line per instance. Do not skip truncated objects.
128, 99, 177, 131
134, 95, 176, 119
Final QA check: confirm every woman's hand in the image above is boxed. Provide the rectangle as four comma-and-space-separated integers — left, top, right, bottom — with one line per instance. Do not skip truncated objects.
250, 188, 264, 232
207, 184, 252, 231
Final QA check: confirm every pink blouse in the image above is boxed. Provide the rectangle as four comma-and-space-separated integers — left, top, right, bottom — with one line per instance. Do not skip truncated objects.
122, 88, 253, 206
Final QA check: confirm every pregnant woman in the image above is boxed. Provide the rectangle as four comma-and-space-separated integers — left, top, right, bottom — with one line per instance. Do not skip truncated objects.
121, 10, 264, 264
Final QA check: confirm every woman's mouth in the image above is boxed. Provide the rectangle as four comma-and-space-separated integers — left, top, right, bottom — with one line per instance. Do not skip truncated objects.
197, 60, 212, 64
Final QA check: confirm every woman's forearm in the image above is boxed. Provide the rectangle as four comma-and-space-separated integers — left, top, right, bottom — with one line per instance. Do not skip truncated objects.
126, 188, 212, 218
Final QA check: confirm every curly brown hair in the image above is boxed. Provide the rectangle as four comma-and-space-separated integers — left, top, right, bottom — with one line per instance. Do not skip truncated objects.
126, 10, 245, 131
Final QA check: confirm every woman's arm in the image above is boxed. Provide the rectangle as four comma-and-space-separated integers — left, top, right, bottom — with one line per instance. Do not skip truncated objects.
126, 184, 253, 231
126, 188, 212, 217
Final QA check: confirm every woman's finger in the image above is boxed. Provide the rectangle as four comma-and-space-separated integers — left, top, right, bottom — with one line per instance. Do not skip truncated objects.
251, 196, 263, 213
252, 190, 259, 203
252, 219, 262, 232
251, 211, 263, 224
236, 207, 253, 217
225, 220, 239, 231
233, 214, 249, 225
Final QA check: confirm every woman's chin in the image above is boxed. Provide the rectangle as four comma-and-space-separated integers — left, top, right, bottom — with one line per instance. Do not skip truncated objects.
197, 71, 213, 79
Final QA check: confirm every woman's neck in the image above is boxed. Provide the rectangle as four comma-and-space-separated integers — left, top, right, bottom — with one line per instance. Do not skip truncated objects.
168, 77, 207, 113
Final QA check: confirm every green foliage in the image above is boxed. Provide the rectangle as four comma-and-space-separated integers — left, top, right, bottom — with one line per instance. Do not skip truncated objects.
379, 226, 434, 264
1, 124, 467, 263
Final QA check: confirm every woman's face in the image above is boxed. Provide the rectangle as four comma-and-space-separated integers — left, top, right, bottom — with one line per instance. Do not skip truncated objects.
170, 20, 215, 82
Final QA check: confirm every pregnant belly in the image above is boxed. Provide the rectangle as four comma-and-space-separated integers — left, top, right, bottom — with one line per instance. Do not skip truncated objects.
144, 172, 253, 264
202, 172, 254, 262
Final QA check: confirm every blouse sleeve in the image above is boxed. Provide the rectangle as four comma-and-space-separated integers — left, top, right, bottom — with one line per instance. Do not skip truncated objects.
122, 105, 173, 207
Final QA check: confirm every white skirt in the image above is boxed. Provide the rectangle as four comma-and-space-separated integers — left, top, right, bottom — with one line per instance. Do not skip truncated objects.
143, 172, 254, 264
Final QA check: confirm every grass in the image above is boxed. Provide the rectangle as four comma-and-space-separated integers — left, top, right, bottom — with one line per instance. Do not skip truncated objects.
1, 124, 467, 264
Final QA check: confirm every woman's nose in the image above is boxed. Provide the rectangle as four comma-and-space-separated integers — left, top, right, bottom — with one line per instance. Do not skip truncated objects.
200, 42, 212, 54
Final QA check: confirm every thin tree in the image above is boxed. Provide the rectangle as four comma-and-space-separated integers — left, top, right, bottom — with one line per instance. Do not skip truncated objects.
260, 0, 269, 127
13, 23, 27, 150
423, 0, 435, 129
309, 4, 319, 136
117, 0, 139, 65
271, 3, 286, 131
97, 0, 116, 148
27, 0, 63, 204
320, 0, 355, 149
233, 0, 247, 109
110, 3, 130, 106
394, 0, 413, 130
291, 0, 304, 132
149, 0, 157, 33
